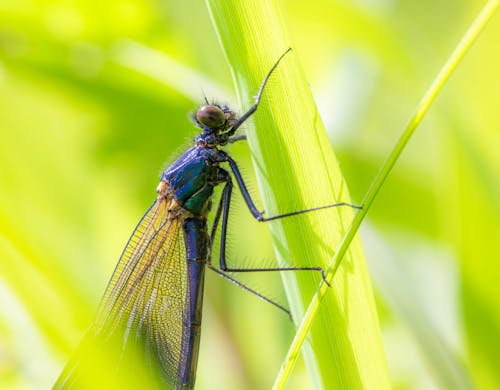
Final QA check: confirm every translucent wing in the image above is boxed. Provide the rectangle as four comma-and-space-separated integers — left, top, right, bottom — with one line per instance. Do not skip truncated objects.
55, 196, 190, 390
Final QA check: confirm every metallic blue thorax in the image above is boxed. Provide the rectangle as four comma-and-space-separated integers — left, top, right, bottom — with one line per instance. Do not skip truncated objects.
161, 146, 221, 215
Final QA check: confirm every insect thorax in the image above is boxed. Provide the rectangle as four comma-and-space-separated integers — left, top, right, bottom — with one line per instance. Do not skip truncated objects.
160, 146, 224, 216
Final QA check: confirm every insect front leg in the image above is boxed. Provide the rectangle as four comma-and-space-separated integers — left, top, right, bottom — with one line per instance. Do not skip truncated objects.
227, 134, 247, 144
226, 48, 292, 137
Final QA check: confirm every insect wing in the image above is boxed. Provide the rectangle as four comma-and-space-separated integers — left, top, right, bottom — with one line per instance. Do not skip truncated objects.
54, 197, 190, 389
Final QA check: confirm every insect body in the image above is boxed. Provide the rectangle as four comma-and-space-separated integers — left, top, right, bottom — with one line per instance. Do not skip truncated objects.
54, 49, 357, 389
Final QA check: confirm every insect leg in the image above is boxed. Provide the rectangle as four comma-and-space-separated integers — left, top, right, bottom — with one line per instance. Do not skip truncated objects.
213, 170, 331, 285
227, 48, 292, 136
209, 187, 224, 254
207, 264, 292, 319
227, 134, 247, 143
222, 152, 361, 222
209, 173, 294, 315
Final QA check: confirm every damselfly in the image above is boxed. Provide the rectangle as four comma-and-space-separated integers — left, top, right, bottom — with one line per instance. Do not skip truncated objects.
54, 49, 359, 390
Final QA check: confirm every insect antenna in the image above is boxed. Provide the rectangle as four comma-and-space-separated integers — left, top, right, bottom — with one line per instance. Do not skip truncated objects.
201, 87, 210, 105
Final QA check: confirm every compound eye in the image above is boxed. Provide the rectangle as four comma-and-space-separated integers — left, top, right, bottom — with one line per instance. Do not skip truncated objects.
196, 105, 225, 128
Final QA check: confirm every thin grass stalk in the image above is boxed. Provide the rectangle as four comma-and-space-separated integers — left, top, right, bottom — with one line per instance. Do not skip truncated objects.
274, 0, 500, 388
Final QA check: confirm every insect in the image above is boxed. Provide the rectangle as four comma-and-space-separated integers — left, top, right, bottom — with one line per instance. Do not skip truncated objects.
53, 49, 359, 390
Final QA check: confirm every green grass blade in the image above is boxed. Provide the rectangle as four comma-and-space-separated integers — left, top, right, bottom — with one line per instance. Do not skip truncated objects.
205, 0, 389, 388
275, 0, 500, 388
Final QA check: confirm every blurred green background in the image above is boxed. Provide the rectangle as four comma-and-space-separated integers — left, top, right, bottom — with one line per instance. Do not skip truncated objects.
0, 0, 499, 389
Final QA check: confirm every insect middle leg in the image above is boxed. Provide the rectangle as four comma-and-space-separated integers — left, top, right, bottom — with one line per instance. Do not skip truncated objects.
209, 168, 330, 283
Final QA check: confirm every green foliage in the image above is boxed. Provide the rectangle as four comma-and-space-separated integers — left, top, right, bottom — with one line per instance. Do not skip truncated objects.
206, 1, 389, 389
0, 0, 499, 389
